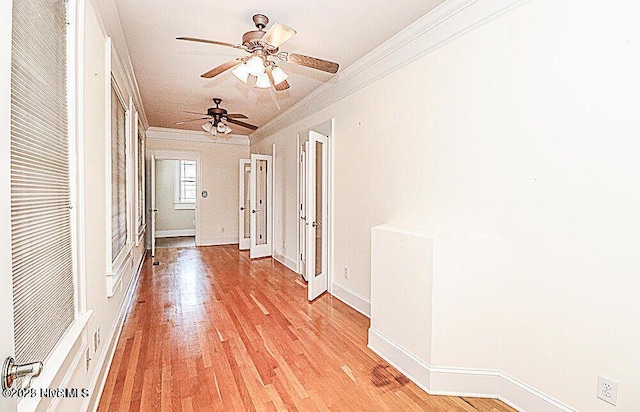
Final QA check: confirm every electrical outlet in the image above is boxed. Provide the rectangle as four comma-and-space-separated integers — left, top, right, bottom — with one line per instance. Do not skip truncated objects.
94, 326, 101, 352
597, 375, 618, 406
85, 347, 91, 372
344, 267, 349, 279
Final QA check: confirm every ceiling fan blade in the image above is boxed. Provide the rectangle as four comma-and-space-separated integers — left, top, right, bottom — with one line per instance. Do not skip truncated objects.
226, 118, 258, 131
176, 37, 247, 51
281, 52, 339, 74
175, 117, 210, 125
261, 23, 296, 48
201, 59, 242, 79
226, 114, 248, 119
183, 110, 209, 116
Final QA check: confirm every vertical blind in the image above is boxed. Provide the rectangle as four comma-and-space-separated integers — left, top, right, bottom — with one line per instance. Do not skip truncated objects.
11, 0, 75, 363
111, 85, 127, 261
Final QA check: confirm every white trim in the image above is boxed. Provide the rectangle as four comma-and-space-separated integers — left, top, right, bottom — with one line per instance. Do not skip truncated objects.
250, 0, 528, 142
87, 250, 145, 412
17, 311, 93, 412
198, 236, 239, 247
367, 328, 576, 412
107, 246, 132, 298
273, 252, 297, 272
147, 126, 250, 146
155, 229, 196, 238
331, 283, 371, 318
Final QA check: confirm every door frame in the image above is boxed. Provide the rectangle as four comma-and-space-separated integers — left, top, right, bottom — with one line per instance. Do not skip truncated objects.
296, 119, 334, 291
147, 150, 202, 249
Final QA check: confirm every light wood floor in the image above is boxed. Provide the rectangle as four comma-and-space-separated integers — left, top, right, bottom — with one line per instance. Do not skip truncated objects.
98, 245, 515, 411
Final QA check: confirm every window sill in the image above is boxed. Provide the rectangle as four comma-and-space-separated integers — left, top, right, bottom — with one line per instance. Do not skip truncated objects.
174, 203, 195, 210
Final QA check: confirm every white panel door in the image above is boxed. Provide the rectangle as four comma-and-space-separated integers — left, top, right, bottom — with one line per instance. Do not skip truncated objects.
306, 131, 328, 301
298, 141, 307, 280
238, 159, 251, 250
150, 154, 157, 257
250, 154, 273, 259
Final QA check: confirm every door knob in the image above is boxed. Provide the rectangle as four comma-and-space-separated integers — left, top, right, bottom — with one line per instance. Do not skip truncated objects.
301, 216, 306, 221
240, 207, 246, 211
312, 221, 321, 228
2, 357, 43, 390
252, 209, 260, 213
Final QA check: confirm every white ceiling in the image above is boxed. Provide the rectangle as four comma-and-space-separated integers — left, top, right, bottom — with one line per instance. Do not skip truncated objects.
114, 0, 445, 134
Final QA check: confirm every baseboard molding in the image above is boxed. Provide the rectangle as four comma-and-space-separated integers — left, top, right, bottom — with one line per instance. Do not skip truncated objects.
155, 229, 195, 238
86, 250, 146, 412
368, 328, 576, 412
198, 236, 238, 246
273, 251, 297, 273
330, 283, 371, 318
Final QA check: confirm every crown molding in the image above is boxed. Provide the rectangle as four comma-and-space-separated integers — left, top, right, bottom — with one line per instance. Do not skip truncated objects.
146, 127, 250, 146
250, 0, 527, 142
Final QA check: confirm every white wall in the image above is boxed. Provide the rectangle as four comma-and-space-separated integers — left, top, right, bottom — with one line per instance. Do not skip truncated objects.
146, 129, 250, 246
251, 0, 640, 410
155, 159, 195, 234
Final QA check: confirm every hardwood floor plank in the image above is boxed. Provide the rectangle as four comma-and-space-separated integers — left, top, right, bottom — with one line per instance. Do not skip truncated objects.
97, 246, 516, 411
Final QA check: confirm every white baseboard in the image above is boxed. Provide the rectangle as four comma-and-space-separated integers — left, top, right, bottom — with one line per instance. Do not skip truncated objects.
155, 229, 195, 238
273, 251, 297, 272
86, 250, 146, 412
330, 283, 371, 318
368, 328, 576, 412
198, 236, 238, 246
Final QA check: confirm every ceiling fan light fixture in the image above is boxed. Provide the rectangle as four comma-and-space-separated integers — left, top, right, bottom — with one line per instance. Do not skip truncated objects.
231, 64, 250, 83
216, 122, 227, 133
271, 66, 289, 85
255, 72, 271, 88
224, 125, 232, 134
202, 122, 212, 133
246, 56, 265, 76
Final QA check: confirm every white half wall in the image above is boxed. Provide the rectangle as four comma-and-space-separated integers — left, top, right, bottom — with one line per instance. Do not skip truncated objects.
251, 0, 640, 410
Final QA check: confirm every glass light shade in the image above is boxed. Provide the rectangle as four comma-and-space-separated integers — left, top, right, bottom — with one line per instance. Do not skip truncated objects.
271, 66, 289, 85
231, 64, 250, 83
202, 122, 212, 133
224, 125, 232, 134
255, 72, 271, 88
246, 56, 265, 76
217, 122, 227, 133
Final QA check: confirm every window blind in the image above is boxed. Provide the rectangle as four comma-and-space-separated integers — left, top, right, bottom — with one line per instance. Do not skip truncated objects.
137, 132, 144, 231
111, 84, 127, 261
11, 0, 75, 363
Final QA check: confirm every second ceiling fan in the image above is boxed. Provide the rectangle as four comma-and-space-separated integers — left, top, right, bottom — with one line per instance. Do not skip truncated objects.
177, 14, 339, 91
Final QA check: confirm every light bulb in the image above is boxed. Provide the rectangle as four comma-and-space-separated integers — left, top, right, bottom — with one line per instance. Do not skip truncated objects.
255, 72, 271, 88
271, 66, 289, 85
217, 122, 226, 133
232, 64, 250, 83
246, 56, 265, 76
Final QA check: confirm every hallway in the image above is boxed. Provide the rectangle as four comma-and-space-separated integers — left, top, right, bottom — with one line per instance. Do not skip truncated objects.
97, 245, 514, 411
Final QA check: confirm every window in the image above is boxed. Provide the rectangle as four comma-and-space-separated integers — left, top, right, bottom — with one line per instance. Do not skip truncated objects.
111, 82, 127, 261
174, 160, 196, 209
10, 0, 75, 363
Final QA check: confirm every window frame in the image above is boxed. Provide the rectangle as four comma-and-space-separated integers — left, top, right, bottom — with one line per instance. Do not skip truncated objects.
174, 159, 197, 210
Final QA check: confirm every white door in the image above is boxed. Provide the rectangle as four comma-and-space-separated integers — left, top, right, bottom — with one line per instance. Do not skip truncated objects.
250, 154, 272, 259
150, 154, 157, 257
1, 0, 17, 406
298, 139, 308, 280
238, 159, 251, 250
306, 131, 329, 301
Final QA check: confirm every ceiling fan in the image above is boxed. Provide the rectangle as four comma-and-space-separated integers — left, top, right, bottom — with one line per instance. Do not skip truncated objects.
176, 98, 258, 135
177, 14, 339, 91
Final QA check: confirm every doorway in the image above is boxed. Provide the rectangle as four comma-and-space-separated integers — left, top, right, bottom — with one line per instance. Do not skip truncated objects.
298, 120, 332, 301
148, 151, 201, 257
